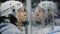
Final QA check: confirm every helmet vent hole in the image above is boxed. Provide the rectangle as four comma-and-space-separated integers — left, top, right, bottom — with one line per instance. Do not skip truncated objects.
13, 9, 15, 12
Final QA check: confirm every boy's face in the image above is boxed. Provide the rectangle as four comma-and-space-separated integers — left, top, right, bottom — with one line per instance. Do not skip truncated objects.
36, 9, 45, 22
17, 8, 27, 23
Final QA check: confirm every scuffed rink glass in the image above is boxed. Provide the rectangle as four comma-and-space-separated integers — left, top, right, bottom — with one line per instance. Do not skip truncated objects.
31, 0, 60, 34
47, 0, 60, 34
25, 0, 60, 34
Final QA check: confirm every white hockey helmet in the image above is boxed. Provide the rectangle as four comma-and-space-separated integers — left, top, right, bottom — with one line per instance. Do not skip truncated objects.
0, 1, 23, 18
